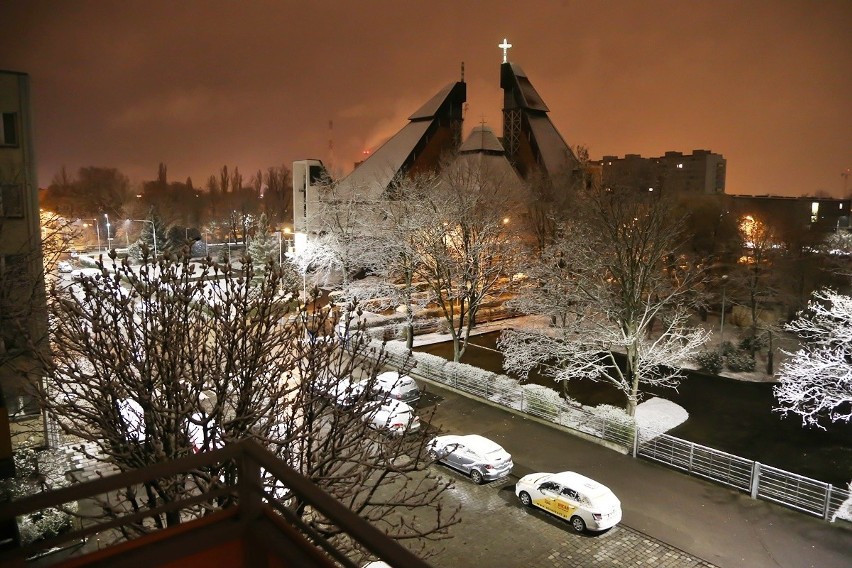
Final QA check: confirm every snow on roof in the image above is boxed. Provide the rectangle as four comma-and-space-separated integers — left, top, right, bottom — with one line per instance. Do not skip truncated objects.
409, 82, 460, 120
339, 81, 464, 196
337, 120, 432, 198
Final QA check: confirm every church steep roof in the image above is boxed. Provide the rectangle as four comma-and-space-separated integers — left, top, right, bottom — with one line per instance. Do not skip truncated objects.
339, 81, 465, 196
500, 61, 577, 177
459, 125, 505, 154
501, 63, 549, 112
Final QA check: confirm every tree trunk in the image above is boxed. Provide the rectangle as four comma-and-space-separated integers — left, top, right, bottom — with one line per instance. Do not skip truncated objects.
766, 329, 774, 375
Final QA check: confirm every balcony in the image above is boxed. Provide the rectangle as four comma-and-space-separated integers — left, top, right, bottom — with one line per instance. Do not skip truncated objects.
0, 440, 431, 568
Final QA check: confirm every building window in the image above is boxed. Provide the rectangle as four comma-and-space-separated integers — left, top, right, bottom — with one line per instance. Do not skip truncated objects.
676, 163, 683, 169
1, 113, 18, 146
811, 202, 819, 224
0, 183, 24, 217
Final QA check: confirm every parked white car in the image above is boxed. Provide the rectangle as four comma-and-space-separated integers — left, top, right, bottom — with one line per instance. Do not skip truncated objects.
314, 376, 367, 408
368, 371, 421, 404
515, 471, 622, 532
58, 261, 73, 273
362, 399, 420, 435
428, 434, 513, 484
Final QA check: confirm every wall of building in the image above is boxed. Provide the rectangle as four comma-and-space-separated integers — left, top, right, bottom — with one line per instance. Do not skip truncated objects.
0, 70, 47, 467
600, 149, 726, 195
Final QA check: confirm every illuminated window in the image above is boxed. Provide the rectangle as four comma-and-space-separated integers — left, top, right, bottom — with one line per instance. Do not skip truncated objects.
676, 163, 683, 169
811, 202, 819, 224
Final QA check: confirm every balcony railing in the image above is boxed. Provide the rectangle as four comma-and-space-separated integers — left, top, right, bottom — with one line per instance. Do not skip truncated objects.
0, 439, 432, 567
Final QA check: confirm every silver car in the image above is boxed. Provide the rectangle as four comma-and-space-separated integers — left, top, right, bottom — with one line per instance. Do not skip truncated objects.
428, 434, 513, 484
369, 371, 421, 404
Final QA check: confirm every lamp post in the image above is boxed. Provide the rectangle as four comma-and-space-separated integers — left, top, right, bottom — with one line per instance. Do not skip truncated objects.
719, 274, 729, 351
104, 213, 112, 251
129, 219, 158, 260
85, 219, 102, 253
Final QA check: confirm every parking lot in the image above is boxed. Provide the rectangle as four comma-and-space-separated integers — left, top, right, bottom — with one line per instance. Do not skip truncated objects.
416, 384, 852, 568
424, 463, 715, 568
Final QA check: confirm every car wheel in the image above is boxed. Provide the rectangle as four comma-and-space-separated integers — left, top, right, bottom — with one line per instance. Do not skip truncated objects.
470, 469, 484, 484
518, 491, 532, 507
427, 450, 438, 462
570, 516, 586, 533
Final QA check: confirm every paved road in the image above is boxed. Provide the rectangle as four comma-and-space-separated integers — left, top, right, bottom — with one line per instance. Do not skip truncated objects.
417, 382, 852, 568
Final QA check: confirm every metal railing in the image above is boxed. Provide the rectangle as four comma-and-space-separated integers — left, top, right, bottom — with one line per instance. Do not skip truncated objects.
0, 440, 431, 567
390, 350, 634, 449
638, 433, 851, 522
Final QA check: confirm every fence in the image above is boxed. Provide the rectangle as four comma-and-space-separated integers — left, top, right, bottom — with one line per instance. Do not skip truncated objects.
638, 433, 851, 522
380, 344, 635, 453
375, 340, 851, 525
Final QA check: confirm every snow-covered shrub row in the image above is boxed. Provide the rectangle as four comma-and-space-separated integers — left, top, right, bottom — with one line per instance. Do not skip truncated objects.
444, 362, 497, 396
521, 384, 563, 421
590, 404, 635, 445
487, 374, 524, 408
410, 352, 449, 380
385, 341, 417, 369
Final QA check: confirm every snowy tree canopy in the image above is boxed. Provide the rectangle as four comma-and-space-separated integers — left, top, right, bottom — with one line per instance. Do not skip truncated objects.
247, 212, 280, 269
775, 289, 852, 428
500, 186, 709, 415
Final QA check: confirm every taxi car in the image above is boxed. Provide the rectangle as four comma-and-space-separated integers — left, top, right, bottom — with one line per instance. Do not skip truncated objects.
427, 434, 513, 484
515, 471, 622, 532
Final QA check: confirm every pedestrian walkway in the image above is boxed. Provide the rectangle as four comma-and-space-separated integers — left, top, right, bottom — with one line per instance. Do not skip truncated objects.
59, 440, 118, 483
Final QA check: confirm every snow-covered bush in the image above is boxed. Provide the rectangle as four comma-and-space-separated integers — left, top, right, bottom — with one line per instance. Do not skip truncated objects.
693, 350, 723, 374
445, 361, 496, 394
591, 403, 635, 443
521, 384, 563, 420
832, 482, 852, 523
739, 333, 767, 353
383, 340, 413, 368
726, 350, 756, 372
487, 374, 523, 408
2, 448, 78, 545
720, 341, 737, 357
412, 352, 448, 379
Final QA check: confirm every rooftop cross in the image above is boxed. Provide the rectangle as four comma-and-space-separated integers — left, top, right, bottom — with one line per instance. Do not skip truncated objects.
498, 38, 512, 63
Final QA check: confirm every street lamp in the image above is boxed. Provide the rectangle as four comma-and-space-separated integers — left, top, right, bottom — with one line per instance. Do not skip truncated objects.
129, 219, 158, 260
82, 218, 102, 253
104, 213, 112, 251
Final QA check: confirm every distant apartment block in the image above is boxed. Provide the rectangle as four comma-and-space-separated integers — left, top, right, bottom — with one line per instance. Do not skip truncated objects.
0, 70, 46, 473
600, 149, 726, 195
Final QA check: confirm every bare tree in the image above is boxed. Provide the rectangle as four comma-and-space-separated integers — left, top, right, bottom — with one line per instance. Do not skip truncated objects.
368, 174, 440, 348
775, 289, 852, 428
37, 252, 458, 555
415, 158, 523, 361
500, 186, 709, 416
729, 213, 782, 351
307, 179, 379, 296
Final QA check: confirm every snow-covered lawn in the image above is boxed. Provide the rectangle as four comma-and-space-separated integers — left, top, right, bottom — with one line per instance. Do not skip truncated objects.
635, 397, 689, 439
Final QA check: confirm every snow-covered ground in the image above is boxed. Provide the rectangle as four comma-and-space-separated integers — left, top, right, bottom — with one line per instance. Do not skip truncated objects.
635, 398, 689, 439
